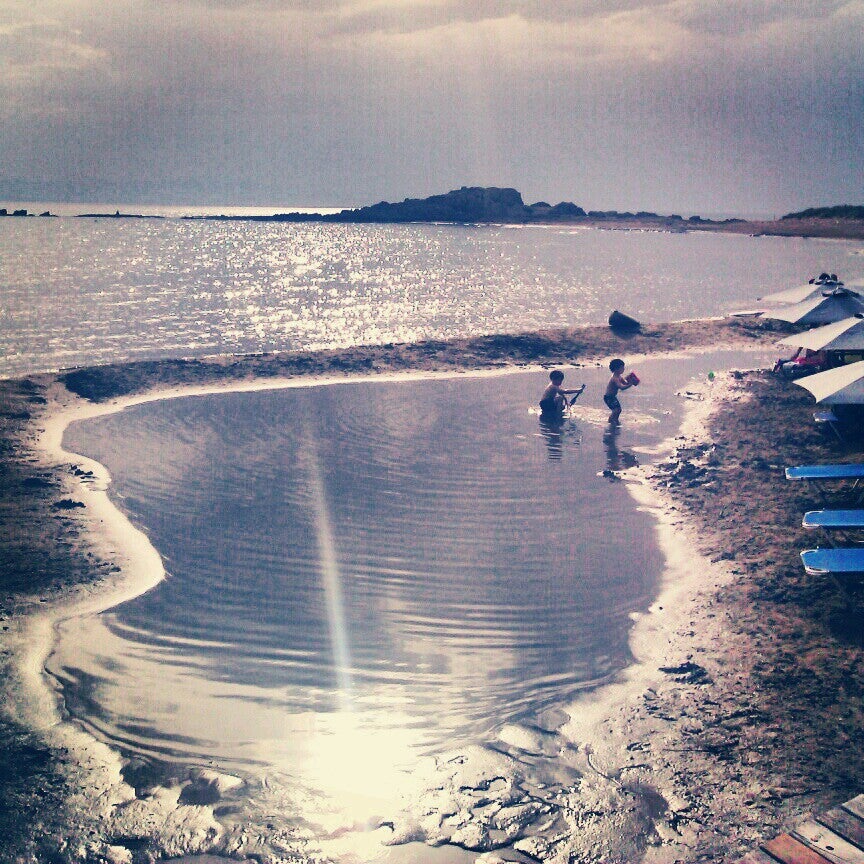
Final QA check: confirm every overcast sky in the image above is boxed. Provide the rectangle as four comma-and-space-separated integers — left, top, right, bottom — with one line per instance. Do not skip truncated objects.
1, 0, 862, 214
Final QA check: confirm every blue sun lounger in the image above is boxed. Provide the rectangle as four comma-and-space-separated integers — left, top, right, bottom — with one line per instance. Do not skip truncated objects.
801, 547, 864, 576
785, 464, 864, 482
802, 509, 864, 547
786, 464, 864, 504
802, 510, 864, 530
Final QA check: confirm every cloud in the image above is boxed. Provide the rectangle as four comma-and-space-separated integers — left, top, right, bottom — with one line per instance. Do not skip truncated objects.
0, 0, 862, 210
0, 19, 106, 94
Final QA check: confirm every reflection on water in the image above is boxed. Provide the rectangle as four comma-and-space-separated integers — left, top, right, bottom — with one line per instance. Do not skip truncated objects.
603, 423, 640, 474
537, 412, 583, 461
304, 424, 354, 703
51, 351, 766, 845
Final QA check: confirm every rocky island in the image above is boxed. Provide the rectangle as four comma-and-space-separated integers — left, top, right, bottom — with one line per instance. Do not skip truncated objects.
7, 187, 864, 238
187, 185, 725, 229
178, 185, 864, 239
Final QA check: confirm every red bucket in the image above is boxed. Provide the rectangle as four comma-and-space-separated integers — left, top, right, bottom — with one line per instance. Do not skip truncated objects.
627, 371, 640, 386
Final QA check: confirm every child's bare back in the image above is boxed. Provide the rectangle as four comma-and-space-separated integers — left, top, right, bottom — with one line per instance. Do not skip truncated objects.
603, 359, 634, 424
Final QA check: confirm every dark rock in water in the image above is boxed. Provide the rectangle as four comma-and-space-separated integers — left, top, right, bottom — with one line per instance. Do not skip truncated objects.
12, 209, 28, 217
39, 210, 57, 217
609, 310, 642, 332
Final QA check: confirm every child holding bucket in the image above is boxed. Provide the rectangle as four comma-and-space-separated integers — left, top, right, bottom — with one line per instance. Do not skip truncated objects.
604, 358, 639, 424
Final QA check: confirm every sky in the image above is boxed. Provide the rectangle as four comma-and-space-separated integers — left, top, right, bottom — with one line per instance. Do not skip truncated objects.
1, 0, 863, 215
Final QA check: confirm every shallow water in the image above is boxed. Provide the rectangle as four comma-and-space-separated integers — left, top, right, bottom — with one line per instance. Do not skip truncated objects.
50, 350, 768, 859
3, 216, 859, 377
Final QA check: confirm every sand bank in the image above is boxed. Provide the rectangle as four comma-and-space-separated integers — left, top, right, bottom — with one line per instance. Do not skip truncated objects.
3, 316, 862, 863
584, 215, 864, 241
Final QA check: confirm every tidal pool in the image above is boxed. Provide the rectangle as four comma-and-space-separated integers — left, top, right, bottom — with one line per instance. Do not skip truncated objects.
50, 350, 767, 860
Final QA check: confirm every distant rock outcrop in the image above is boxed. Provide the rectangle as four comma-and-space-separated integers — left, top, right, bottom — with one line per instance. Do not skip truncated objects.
190, 187, 713, 227
338, 186, 531, 223
782, 205, 864, 220
527, 200, 587, 219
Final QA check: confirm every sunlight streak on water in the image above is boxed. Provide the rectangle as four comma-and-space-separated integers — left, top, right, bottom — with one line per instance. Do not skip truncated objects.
304, 428, 354, 704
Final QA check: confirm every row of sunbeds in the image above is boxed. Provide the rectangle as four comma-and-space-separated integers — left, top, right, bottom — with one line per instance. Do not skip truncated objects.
786, 463, 864, 583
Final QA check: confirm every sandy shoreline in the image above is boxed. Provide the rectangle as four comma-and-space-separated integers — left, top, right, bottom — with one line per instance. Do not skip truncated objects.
2, 316, 863, 863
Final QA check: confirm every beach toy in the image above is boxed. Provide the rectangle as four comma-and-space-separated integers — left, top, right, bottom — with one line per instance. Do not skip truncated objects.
626, 371, 640, 386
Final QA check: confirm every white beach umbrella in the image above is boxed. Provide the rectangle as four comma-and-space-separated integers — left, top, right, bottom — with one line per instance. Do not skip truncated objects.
760, 290, 864, 326
760, 283, 828, 305
777, 315, 864, 352
794, 360, 864, 404
760, 276, 856, 305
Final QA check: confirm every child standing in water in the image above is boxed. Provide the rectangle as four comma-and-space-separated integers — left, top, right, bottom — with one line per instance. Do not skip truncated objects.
604, 358, 635, 424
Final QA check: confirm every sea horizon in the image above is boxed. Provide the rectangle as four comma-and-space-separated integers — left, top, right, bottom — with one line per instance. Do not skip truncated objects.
0, 197, 776, 222
0, 200, 345, 219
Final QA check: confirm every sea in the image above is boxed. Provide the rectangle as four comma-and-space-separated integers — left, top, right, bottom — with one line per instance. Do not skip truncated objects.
7, 208, 863, 861
2, 204, 862, 380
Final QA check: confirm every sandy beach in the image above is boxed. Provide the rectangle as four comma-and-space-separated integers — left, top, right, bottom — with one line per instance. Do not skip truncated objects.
2, 315, 863, 863
581, 215, 864, 241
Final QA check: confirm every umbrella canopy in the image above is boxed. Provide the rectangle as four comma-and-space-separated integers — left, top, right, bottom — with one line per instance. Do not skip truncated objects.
794, 359, 864, 404
760, 277, 864, 305
760, 290, 864, 326
760, 274, 855, 305
777, 315, 864, 351
760, 283, 831, 305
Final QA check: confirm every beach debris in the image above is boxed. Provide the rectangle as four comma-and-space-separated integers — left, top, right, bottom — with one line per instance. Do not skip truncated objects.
496, 723, 561, 757
658, 661, 712, 685
609, 310, 642, 333
513, 830, 570, 860
22, 475, 55, 490
382, 745, 559, 853
0, 408, 31, 420
52, 498, 85, 510
178, 769, 245, 805
102, 845, 134, 864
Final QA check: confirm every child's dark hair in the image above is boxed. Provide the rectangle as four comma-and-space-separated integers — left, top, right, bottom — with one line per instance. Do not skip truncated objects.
549, 370, 564, 383
609, 358, 625, 372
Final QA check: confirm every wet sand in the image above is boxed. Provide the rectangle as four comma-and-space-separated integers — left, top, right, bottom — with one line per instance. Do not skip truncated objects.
2, 315, 863, 862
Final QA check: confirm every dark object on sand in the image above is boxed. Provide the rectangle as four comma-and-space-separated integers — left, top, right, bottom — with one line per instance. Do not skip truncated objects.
52, 498, 85, 510
609, 310, 641, 333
